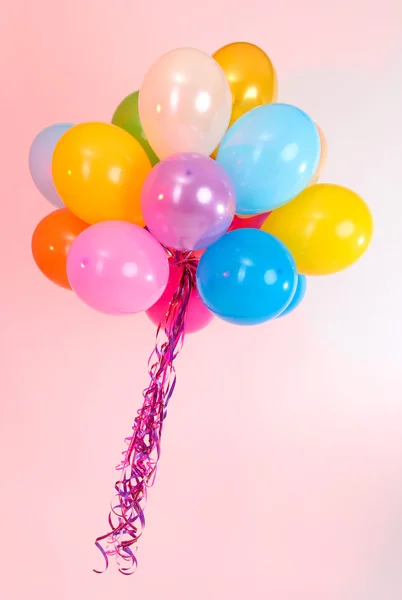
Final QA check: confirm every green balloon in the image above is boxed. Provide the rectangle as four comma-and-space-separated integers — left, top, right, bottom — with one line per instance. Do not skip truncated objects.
112, 91, 159, 166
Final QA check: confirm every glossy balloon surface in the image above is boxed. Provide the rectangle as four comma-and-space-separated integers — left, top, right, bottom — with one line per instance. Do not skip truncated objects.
196, 228, 297, 324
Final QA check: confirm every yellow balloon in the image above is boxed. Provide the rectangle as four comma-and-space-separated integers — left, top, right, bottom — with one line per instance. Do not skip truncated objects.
310, 124, 327, 185
211, 42, 277, 160
52, 122, 152, 225
262, 184, 373, 275
213, 42, 278, 128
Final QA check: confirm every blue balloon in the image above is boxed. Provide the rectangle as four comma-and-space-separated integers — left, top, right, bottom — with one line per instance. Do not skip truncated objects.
278, 274, 307, 318
29, 123, 74, 208
216, 103, 320, 215
196, 228, 297, 325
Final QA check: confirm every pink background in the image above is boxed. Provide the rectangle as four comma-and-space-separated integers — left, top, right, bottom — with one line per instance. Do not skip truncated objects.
2, 1, 402, 598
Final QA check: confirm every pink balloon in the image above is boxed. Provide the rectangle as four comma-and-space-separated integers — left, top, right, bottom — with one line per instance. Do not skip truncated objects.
67, 221, 169, 315
146, 262, 213, 334
139, 48, 232, 159
141, 153, 235, 251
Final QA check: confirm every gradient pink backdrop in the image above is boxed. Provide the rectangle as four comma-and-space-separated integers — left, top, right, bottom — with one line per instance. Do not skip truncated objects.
1, 1, 402, 598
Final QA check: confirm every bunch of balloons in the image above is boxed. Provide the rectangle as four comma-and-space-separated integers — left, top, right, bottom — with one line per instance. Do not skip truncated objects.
30, 43, 373, 329
30, 42, 374, 575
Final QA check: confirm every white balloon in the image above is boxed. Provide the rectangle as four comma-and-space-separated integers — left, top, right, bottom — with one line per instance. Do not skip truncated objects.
139, 48, 232, 159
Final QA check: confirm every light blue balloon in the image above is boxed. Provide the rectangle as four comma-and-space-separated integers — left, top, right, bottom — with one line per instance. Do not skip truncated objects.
217, 103, 320, 215
278, 274, 307, 318
196, 228, 297, 325
29, 123, 74, 208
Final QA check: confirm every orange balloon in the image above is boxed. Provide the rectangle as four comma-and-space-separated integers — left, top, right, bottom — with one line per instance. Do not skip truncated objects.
310, 124, 327, 185
211, 42, 278, 160
213, 42, 278, 127
32, 208, 89, 289
52, 122, 151, 226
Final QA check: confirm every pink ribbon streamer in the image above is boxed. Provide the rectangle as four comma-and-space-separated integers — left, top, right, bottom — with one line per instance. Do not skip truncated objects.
95, 251, 197, 575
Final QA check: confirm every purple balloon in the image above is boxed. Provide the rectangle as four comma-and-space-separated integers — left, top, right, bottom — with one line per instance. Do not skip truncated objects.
141, 153, 236, 251
67, 221, 169, 315
29, 123, 74, 208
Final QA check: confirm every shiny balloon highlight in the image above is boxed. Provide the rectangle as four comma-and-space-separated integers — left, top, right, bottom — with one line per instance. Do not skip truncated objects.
141, 153, 235, 251
52, 122, 151, 226
213, 42, 277, 128
278, 274, 307, 318
217, 103, 321, 215
262, 184, 373, 275
31, 42, 373, 327
196, 229, 297, 325
67, 222, 169, 315
31, 208, 89, 289
139, 48, 232, 160
29, 41, 374, 578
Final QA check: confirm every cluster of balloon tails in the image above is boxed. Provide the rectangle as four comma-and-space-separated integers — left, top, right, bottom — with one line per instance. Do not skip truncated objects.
29, 42, 373, 574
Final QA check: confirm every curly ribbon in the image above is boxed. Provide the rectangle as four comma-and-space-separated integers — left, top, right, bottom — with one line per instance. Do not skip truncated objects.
95, 251, 197, 575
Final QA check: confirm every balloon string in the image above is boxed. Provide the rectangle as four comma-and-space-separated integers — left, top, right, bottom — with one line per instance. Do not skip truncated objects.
94, 250, 197, 575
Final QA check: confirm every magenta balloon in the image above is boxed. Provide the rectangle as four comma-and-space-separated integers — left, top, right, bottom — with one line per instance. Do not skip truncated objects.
141, 153, 236, 251
67, 221, 169, 315
228, 212, 271, 232
146, 262, 213, 333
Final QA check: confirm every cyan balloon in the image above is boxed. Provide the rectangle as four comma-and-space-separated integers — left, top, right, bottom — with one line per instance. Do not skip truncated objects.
278, 274, 306, 318
216, 103, 320, 215
29, 123, 74, 208
196, 228, 297, 325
